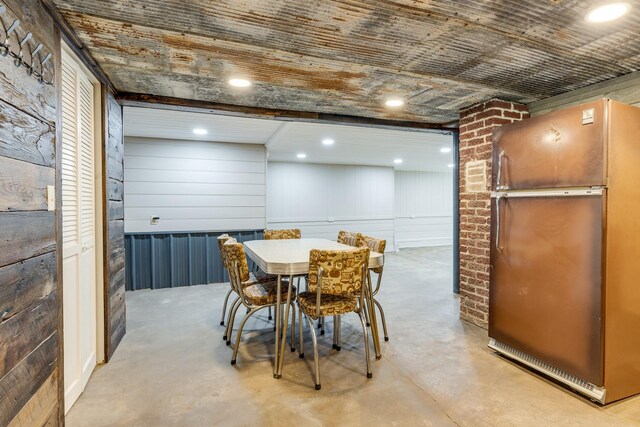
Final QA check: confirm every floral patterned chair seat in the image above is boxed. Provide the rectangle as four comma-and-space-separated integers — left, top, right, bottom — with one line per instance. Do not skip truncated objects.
297, 293, 357, 318
244, 281, 297, 306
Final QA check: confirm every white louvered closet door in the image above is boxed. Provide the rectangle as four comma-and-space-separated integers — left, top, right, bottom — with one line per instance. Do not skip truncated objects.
61, 49, 98, 414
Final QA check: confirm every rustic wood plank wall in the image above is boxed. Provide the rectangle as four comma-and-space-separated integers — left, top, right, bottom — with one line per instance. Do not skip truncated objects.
103, 90, 126, 360
0, 0, 63, 424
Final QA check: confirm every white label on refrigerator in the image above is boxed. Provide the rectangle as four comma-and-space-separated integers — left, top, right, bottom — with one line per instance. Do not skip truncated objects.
582, 108, 595, 125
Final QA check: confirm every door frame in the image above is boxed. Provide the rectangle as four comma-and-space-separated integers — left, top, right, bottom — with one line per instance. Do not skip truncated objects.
452, 131, 460, 294
60, 41, 106, 406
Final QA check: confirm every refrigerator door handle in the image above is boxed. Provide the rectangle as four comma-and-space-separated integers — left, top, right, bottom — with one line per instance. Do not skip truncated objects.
496, 150, 508, 191
495, 194, 503, 253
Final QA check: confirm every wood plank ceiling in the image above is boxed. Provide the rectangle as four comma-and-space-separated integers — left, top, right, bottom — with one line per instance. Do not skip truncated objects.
51, 0, 640, 124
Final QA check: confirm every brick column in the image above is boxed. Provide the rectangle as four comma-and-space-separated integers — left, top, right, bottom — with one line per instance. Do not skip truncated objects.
458, 99, 529, 328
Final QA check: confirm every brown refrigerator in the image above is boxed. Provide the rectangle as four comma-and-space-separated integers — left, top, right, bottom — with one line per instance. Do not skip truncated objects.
488, 99, 640, 404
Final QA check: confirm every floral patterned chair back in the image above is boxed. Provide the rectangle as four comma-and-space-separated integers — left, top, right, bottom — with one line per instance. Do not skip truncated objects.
360, 235, 386, 274
264, 228, 302, 240
217, 233, 231, 268
222, 238, 251, 291
337, 230, 364, 247
307, 247, 370, 297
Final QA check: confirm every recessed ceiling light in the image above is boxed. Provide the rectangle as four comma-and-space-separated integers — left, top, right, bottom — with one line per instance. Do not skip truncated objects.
394, 158, 403, 164
322, 138, 335, 146
193, 128, 208, 135
586, 3, 630, 23
440, 147, 452, 153
297, 153, 307, 159
448, 163, 455, 168
228, 78, 252, 87
385, 99, 404, 108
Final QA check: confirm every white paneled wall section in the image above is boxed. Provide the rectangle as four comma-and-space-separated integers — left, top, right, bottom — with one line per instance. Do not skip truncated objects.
394, 171, 453, 248
267, 162, 395, 251
124, 137, 266, 232
124, 140, 453, 249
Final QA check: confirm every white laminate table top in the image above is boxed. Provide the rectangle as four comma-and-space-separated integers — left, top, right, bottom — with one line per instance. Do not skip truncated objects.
243, 238, 383, 275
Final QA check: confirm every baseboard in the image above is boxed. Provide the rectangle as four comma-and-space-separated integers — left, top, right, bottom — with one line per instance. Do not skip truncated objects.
395, 237, 452, 249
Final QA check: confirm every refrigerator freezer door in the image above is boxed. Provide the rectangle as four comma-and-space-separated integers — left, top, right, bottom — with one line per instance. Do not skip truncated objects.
492, 100, 607, 191
489, 193, 604, 385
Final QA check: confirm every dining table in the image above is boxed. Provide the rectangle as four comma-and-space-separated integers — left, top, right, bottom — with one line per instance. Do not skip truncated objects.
243, 238, 384, 378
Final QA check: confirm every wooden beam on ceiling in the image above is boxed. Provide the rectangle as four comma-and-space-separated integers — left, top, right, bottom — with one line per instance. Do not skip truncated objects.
116, 92, 456, 134
41, 0, 115, 91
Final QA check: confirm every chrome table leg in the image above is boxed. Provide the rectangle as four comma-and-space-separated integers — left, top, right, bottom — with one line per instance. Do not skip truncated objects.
274, 274, 282, 378
366, 271, 382, 359
277, 274, 294, 378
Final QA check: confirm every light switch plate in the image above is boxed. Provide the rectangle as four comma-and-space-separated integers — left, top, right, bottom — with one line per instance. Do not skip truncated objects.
582, 108, 595, 125
465, 160, 487, 193
47, 185, 55, 211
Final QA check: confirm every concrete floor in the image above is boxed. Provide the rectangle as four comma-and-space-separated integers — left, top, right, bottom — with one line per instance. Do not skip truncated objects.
67, 247, 640, 426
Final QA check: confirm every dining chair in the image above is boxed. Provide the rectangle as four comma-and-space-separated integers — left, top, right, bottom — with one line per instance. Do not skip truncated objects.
316, 231, 364, 336
265, 227, 304, 319
337, 230, 364, 247
360, 235, 389, 342
297, 247, 372, 390
309, 230, 363, 336
217, 234, 233, 326
221, 238, 296, 366
218, 234, 275, 328
264, 228, 302, 239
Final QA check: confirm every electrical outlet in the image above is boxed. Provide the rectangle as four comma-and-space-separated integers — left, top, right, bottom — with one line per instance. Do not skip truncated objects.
150, 216, 160, 225
47, 185, 55, 211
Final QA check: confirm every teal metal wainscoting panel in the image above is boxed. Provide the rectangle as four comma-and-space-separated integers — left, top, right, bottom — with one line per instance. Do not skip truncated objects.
125, 230, 263, 291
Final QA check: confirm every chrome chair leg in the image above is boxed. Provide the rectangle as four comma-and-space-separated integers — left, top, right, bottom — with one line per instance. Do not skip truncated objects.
298, 305, 304, 358
220, 288, 233, 326
290, 302, 296, 352
358, 311, 372, 378
336, 315, 342, 351
225, 297, 242, 343
231, 306, 263, 365
226, 298, 243, 345
305, 314, 321, 390
224, 297, 241, 341
374, 298, 389, 342
362, 299, 371, 327
332, 315, 337, 349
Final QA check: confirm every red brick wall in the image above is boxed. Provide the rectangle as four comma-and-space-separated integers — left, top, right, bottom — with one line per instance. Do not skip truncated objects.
458, 99, 529, 328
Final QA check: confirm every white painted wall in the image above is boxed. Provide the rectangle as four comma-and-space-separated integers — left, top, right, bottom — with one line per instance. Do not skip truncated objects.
124, 141, 454, 249
124, 137, 266, 232
394, 171, 453, 248
267, 162, 395, 251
